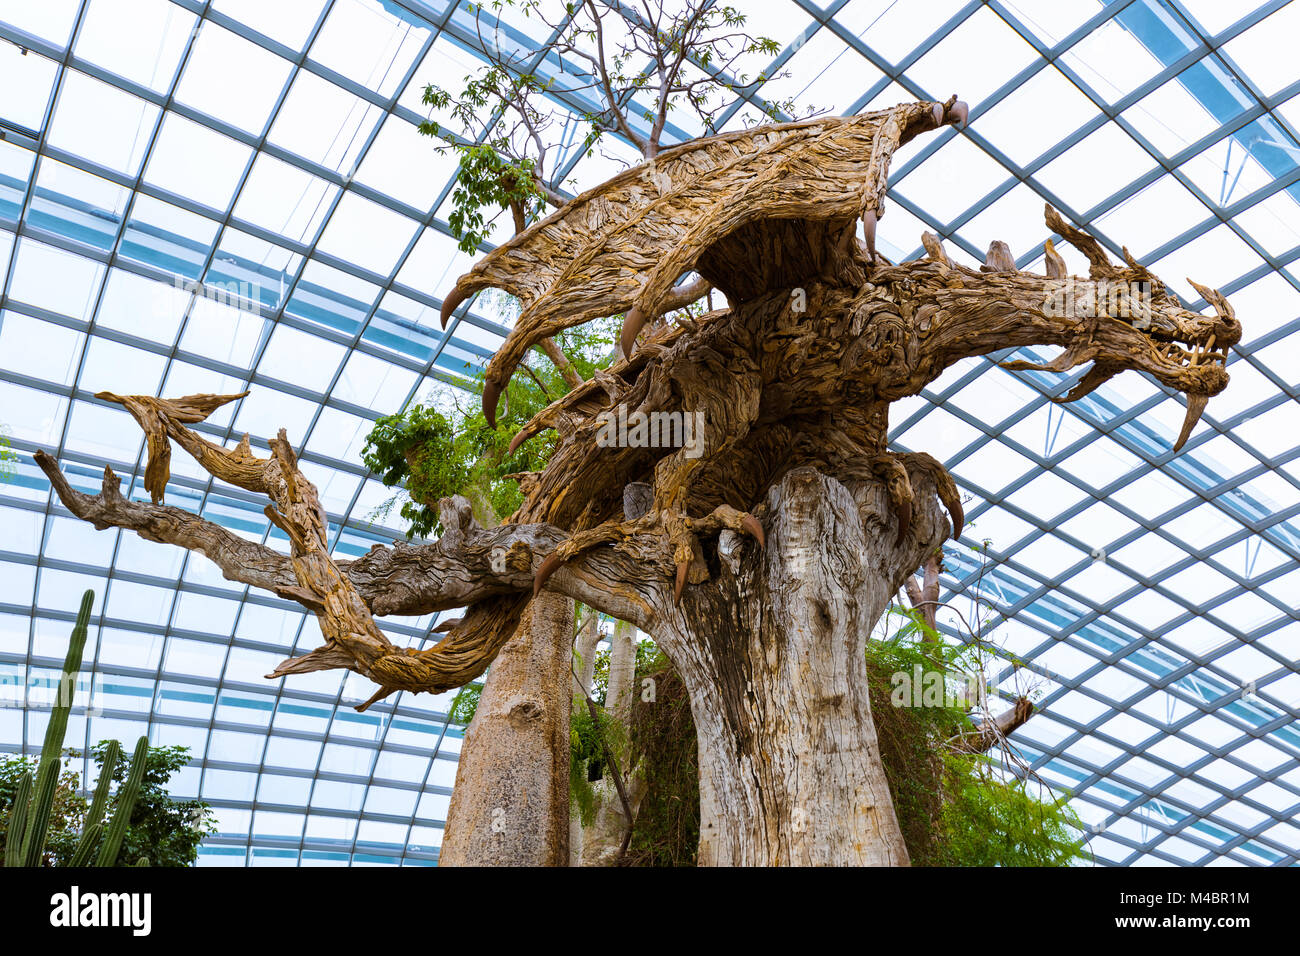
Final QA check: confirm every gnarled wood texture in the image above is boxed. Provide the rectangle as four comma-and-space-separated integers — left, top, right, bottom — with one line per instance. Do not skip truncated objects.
41, 98, 1240, 865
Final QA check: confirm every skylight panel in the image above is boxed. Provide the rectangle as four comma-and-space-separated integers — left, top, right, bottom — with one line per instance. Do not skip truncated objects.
77, 334, 167, 397
178, 287, 267, 368
1179, 137, 1280, 208
0, 0, 79, 47
232, 385, 318, 445
174, 20, 293, 134
894, 132, 1011, 225
1150, 221, 1264, 291
269, 68, 383, 174
74, 0, 193, 93
1220, 1, 1300, 98
259, 323, 347, 393
906, 5, 1037, 108
210, 226, 302, 313
31, 157, 128, 249
316, 191, 420, 278
309, 460, 363, 515
333, 349, 417, 410
999, 0, 1099, 47
760, 28, 879, 117
121, 193, 220, 279
0, 311, 84, 386
1234, 191, 1300, 258
1162, 500, 1244, 551
309, 0, 431, 99
46, 68, 159, 176
1063, 7, 1196, 106
0, 44, 57, 131
957, 182, 1054, 257
973, 64, 1099, 169
1060, 501, 1142, 545
1092, 175, 1208, 257
353, 115, 454, 214
1013, 535, 1089, 579
233, 153, 339, 244
1035, 120, 1156, 214
285, 258, 381, 335
144, 111, 253, 213
212, 0, 328, 52
1065, 559, 1138, 605
9, 238, 104, 321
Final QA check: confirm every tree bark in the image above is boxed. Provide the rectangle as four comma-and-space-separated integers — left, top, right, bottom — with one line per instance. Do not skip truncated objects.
439, 589, 574, 866
652, 466, 949, 866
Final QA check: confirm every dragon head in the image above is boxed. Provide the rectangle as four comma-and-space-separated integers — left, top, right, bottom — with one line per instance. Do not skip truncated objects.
996, 205, 1240, 452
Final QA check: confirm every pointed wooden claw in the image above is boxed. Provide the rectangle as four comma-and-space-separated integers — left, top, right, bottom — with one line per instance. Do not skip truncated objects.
673, 561, 689, 604
620, 306, 647, 359
740, 513, 765, 549
534, 552, 564, 597
937, 480, 963, 541
483, 377, 503, 429
440, 286, 468, 329
862, 208, 878, 263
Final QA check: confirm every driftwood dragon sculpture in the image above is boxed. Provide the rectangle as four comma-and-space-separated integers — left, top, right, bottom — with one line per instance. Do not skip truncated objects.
37, 97, 1239, 712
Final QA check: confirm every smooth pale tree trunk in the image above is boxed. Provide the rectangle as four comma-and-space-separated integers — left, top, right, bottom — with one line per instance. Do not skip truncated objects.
578, 617, 641, 866
568, 611, 602, 864
439, 589, 575, 866
654, 466, 948, 866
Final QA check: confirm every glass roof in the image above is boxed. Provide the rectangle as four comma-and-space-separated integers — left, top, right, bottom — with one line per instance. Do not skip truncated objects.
0, 0, 1297, 867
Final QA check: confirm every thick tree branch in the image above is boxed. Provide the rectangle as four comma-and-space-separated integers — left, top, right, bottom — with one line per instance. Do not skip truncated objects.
33, 451, 294, 594
949, 696, 1035, 755
39, 442, 660, 658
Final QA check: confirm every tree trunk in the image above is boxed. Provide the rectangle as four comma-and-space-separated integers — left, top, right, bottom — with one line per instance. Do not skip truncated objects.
654, 466, 949, 866
578, 617, 641, 866
439, 590, 574, 866
568, 611, 602, 864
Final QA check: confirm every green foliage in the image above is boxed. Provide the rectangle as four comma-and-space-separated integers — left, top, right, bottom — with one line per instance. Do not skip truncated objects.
88, 740, 214, 869
933, 754, 1086, 866
0, 425, 16, 483
448, 682, 482, 727
419, 74, 549, 253
866, 628, 1086, 866
362, 405, 474, 537
0, 743, 214, 868
567, 704, 605, 828
623, 656, 698, 867
0, 757, 86, 867
362, 316, 619, 535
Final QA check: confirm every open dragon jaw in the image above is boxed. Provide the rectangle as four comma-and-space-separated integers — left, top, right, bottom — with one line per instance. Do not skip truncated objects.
34, 97, 1240, 713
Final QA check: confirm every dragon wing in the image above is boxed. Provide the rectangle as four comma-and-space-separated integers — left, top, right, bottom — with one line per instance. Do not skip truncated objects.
439, 98, 965, 423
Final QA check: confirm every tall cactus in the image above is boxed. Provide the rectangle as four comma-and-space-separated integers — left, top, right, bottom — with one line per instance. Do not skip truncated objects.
4, 772, 32, 867
19, 589, 94, 867
68, 738, 119, 867
94, 735, 149, 868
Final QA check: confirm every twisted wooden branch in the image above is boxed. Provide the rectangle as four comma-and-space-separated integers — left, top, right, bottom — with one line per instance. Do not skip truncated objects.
36, 395, 666, 709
